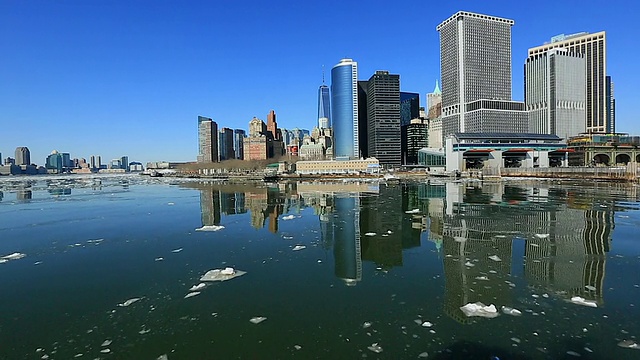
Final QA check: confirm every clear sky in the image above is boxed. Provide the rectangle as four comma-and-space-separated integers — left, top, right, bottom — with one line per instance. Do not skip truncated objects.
1, 0, 637, 165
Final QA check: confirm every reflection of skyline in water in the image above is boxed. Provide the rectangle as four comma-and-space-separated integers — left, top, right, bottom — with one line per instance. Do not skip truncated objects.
188, 181, 636, 300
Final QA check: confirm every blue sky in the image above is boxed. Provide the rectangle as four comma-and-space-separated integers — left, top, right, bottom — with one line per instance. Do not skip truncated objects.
1, 0, 637, 165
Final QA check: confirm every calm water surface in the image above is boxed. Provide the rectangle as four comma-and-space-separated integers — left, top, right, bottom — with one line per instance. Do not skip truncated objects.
1, 175, 639, 359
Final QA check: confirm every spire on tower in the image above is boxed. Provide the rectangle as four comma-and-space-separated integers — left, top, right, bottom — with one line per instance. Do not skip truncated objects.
322, 65, 325, 84
433, 80, 441, 94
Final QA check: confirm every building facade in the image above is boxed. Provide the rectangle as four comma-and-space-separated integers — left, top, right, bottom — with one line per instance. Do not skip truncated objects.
233, 129, 246, 160
525, 48, 586, 139
331, 58, 359, 159
218, 127, 235, 161
15, 147, 30, 165
367, 71, 401, 167
318, 82, 331, 129
400, 92, 420, 127
244, 117, 269, 161
197, 116, 219, 163
437, 11, 527, 137
403, 118, 429, 165
528, 32, 610, 133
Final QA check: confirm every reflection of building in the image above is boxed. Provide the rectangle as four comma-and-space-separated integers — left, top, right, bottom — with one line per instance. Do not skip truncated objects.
332, 196, 362, 285
200, 188, 221, 226
16, 189, 32, 201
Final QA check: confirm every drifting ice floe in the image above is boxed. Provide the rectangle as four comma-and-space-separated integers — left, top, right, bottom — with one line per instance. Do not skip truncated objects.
535, 234, 549, 239
292, 245, 306, 251
488, 255, 502, 262
405, 209, 420, 214
282, 215, 296, 220
184, 292, 201, 299
101, 339, 112, 347
364, 232, 376, 236
617, 340, 640, 349
1, 252, 26, 261
367, 343, 383, 353
569, 296, 597, 308
200, 267, 247, 282
460, 302, 499, 318
195, 225, 225, 232
249, 316, 267, 324
189, 283, 206, 291
501, 306, 522, 316
118, 297, 141, 307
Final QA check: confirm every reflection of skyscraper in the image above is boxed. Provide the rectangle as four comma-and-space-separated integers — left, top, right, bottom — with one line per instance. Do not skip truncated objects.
332, 196, 362, 285
200, 188, 221, 226
16, 189, 32, 201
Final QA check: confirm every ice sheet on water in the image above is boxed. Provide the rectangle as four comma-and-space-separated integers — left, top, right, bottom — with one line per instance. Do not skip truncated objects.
200, 267, 247, 282
282, 215, 296, 220
501, 306, 522, 316
617, 340, 640, 349
171, 248, 183, 253
362, 321, 372, 329
460, 302, 499, 318
364, 232, 376, 236
569, 296, 597, 308
292, 245, 306, 251
195, 225, 225, 232
405, 209, 420, 214
368, 343, 383, 353
118, 297, 141, 307
249, 316, 267, 324
157, 355, 169, 360
101, 340, 112, 347
535, 234, 549, 239
488, 255, 502, 262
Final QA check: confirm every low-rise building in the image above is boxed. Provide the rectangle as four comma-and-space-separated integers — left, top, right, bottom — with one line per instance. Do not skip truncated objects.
567, 133, 640, 166
296, 158, 380, 175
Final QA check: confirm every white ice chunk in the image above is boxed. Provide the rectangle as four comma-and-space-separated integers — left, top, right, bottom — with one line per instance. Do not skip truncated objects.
501, 306, 522, 316
294, 345, 302, 350
195, 225, 225, 232
249, 316, 267, 324
617, 340, 640, 349
488, 255, 502, 262
292, 245, 306, 251
368, 343, 383, 353
585, 285, 596, 291
157, 355, 169, 360
282, 215, 295, 220
200, 268, 247, 282
421, 321, 433, 327
189, 283, 206, 291
535, 234, 549, 239
118, 297, 141, 307
184, 292, 201, 299
167, 202, 175, 206
362, 321, 372, 329
570, 296, 597, 308
418, 352, 429, 358
100, 349, 111, 354
1, 252, 26, 261
171, 248, 183, 253
464, 261, 475, 267
475, 276, 489, 281
460, 302, 499, 318
566, 351, 581, 357
155, 257, 164, 261
101, 340, 112, 347
364, 232, 377, 236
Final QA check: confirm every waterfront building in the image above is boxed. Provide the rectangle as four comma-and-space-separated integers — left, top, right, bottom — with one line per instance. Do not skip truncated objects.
129, 162, 144, 172
218, 127, 235, 161
295, 158, 380, 175
606, 76, 615, 133
120, 156, 129, 171
15, 147, 30, 165
97, 156, 102, 169
525, 48, 586, 139
4, 157, 15, 166
428, 117, 443, 149
400, 92, 420, 127
267, 110, 284, 158
331, 58, 359, 159
357, 80, 369, 158
197, 116, 219, 163
437, 11, 528, 136
234, 129, 246, 160
45, 150, 63, 173
244, 117, 270, 161
567, 133, 640, 166
367, 71, 401, 167
403, 118, 429, 165
528, 32, 611, 133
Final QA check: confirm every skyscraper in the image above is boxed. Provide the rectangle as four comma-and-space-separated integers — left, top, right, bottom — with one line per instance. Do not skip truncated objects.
197, 116, 218, 163
318, 68, 331, 129
427, 80, 442, 116
15, 147, 30, 165
606, 76, 615, 134
367, 71, 401, 167
528, 32, 609, 133
400, 92, 420, 127
525, 48, 586, 139
437, 11, 528, 136
331, 58, 359, 159
234, 129, 246, 160
218, 127, 235, 161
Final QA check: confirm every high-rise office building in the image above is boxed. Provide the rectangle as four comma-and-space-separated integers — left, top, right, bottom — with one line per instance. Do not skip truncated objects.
120, 156, 129, 171
400, 92, 420, 127
357, 80, 369, 158
15, 147, 30, 165
528, 32, 609, 133
437, 11, 528, 136
367, 71, 401, 167
331, 58, 359, 159
318, 69, 331, 129
606, 76, 615, 134
197, 116, 218, 163
427, 80, 442, 112
403, 118, 429, 165
525, 48, 586, 139
233, 129, 246, 160
218, 127, 235, 161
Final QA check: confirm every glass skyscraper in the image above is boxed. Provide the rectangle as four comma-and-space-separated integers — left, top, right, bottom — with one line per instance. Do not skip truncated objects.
331, 58, 359, 159
318, 84, 330, 129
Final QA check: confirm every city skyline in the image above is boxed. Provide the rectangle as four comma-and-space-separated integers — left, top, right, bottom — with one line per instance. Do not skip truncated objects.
1, 0, 636, 164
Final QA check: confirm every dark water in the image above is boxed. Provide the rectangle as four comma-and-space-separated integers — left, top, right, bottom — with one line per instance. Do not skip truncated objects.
1, 175, 639, 359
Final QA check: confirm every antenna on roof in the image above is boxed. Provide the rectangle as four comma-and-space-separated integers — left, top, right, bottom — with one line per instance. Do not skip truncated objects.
322, 65, 325, 84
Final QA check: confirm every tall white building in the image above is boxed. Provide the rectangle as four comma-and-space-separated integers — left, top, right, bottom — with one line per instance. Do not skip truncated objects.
525, 48, 586, 139
528, 32, 611, 133
437, 11, 528, 136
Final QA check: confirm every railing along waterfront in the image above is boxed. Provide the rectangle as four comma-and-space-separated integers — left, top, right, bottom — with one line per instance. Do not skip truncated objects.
497, 165, 640, 182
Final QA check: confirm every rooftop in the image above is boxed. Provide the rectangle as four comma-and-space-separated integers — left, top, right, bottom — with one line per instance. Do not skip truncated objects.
453, 133, 563, 141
